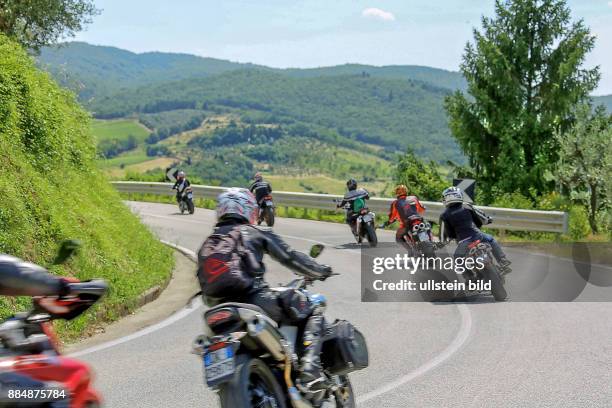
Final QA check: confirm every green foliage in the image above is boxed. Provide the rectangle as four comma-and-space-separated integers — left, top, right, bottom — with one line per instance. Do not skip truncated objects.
556, 104, 611, 233
395, 149, 448, 200
0, 0, 98, 51
568, 206, 591, 239
98, 134, 137, 158
445, 0, 600, 199
0, 34, 173, 340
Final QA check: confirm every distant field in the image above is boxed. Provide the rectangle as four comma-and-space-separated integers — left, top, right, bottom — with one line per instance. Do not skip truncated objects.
91, 119, 150, 142
98, 147, 150, 169
266, 174, 390, 196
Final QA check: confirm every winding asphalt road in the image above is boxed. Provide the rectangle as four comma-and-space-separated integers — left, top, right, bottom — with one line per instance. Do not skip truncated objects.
78, 202, 612, 408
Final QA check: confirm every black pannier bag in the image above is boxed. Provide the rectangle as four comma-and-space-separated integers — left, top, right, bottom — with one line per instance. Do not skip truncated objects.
321, 320, 369, 376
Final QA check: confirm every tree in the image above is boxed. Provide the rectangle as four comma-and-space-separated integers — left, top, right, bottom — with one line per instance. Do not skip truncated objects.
445, 0, 600, 200
395, 149, 448, 201
556, 105, 611, 233
0, 0, 98, 51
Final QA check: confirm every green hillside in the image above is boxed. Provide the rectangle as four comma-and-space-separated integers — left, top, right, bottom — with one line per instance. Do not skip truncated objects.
88, 70, 459, 161
283, 64, 467, 91
0, 34, 173, 340
38, 42, 262, 99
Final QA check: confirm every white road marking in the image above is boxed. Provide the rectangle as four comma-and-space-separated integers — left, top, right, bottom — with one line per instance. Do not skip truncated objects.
356, 303, 473, 403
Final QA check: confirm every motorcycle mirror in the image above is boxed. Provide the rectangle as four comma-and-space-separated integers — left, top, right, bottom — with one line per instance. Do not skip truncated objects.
52, 239, 82, 265
309, 244, 325, 258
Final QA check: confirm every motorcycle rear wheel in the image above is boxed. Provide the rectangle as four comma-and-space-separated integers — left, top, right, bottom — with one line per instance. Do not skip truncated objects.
420, 241, 435, 258
365, 223, 377, 247
332, 375, 355, 407
187, 200, 195, 214
218, 357, 287, 408
264, 206, 275, 227
482, 264, 508, 301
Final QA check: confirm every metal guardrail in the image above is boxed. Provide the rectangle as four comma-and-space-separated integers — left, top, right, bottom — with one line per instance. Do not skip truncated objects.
113, 181, 569, 233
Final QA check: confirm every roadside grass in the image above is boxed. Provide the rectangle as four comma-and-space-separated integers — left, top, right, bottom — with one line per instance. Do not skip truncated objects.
91, 118, 150, 143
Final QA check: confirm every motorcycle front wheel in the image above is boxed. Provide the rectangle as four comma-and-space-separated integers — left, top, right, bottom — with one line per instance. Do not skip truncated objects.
218, 357, 287, 408
187, 199, 195, 214
420, 241, 435, 258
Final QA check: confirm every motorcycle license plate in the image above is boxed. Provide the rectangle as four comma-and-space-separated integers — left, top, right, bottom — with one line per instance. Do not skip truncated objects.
418, 231, 429, 242
265, 200, 273, 207
187, 192, 193, 199
362, 214, 373, 223
204, 345, 235, 385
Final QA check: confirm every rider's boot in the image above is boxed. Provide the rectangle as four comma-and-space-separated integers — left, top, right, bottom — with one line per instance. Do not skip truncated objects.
298, 315, 327, 402
498, 257, 512, 275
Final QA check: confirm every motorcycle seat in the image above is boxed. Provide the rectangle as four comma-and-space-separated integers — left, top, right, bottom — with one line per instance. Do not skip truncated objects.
206, 302, 266, 315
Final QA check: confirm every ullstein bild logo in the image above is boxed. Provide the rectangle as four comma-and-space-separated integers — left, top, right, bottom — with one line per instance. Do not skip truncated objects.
360, 242, 612, 302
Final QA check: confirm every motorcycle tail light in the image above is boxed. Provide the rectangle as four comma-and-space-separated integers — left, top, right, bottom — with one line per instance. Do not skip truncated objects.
206, 310, 235, 327
208, 341, 228, 352
360, 209, 368, 215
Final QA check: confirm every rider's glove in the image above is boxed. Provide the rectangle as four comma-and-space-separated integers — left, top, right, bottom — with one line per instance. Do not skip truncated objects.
320, 265, 333, 280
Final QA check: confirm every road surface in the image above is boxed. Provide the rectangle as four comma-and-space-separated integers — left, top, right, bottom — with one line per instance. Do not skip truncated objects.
79, 202, 612, 408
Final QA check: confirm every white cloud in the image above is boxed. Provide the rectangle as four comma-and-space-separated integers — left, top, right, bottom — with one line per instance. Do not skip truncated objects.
362, 8, 396, 22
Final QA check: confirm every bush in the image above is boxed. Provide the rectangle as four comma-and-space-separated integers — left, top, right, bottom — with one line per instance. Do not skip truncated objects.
568, 206, 591, 240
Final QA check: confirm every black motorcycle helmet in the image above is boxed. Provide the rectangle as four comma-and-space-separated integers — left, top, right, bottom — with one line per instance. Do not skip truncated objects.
346, 179, 357, 191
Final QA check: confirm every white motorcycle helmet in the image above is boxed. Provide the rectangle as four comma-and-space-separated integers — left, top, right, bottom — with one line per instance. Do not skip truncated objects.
442, 186, 464, 207
216, 188, 258, 224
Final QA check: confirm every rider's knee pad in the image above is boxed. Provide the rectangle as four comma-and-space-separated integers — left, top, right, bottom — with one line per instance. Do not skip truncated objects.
279, 289, 314, 322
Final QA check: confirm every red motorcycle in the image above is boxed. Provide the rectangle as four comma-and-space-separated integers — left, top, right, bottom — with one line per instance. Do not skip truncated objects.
402, 214, 436, 257
0, 246, 107, 408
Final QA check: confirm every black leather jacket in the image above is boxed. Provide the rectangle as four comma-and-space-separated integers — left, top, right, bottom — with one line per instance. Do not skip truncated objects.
439, 203, 492, 242
0, 255, 64, 297
249, 180, 272, 204
212, 219, 331, 284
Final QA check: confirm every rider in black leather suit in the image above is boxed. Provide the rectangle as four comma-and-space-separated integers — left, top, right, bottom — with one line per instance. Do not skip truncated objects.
199, 188, 332, 393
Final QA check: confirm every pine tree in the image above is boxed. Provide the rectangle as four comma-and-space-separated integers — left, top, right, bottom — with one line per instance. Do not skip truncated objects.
445, 0, 600, 199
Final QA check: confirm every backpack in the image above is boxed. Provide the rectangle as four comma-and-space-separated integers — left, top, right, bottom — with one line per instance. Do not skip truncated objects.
197, 226, 254, 297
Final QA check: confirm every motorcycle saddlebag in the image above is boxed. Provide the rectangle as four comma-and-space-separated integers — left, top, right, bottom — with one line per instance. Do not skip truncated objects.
321, 320, 369, 376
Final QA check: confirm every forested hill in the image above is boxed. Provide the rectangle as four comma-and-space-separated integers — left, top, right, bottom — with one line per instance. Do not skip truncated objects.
283, 64, 467, 91
88, 69, 460, 161
38, 42, 467, 96
38, 42, 264, 99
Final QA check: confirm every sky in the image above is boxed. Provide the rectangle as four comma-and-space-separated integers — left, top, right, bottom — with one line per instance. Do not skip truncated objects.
73, 0, 612, 95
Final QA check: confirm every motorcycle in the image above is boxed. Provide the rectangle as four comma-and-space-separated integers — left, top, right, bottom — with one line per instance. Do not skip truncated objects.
462, 239, 508, 301
178, 186, 195, 215
0, 241, 108, 407
335, 200, 378, 247
258, 195, 275, 227
192, 245, 368, 408
401, 215, 435, 257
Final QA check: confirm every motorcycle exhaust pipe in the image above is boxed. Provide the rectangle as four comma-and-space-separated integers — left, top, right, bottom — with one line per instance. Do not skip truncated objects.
245, 316, 285, 361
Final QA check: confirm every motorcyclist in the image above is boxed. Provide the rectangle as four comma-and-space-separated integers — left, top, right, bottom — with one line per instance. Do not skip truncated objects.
198, 188, 333, 395
336, 179, 368, 237
380, 184, 426, 249
172, 171, 191, 204
439, 187, 512, 273
249, 172, 273, 225
0, 255, 75, 407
